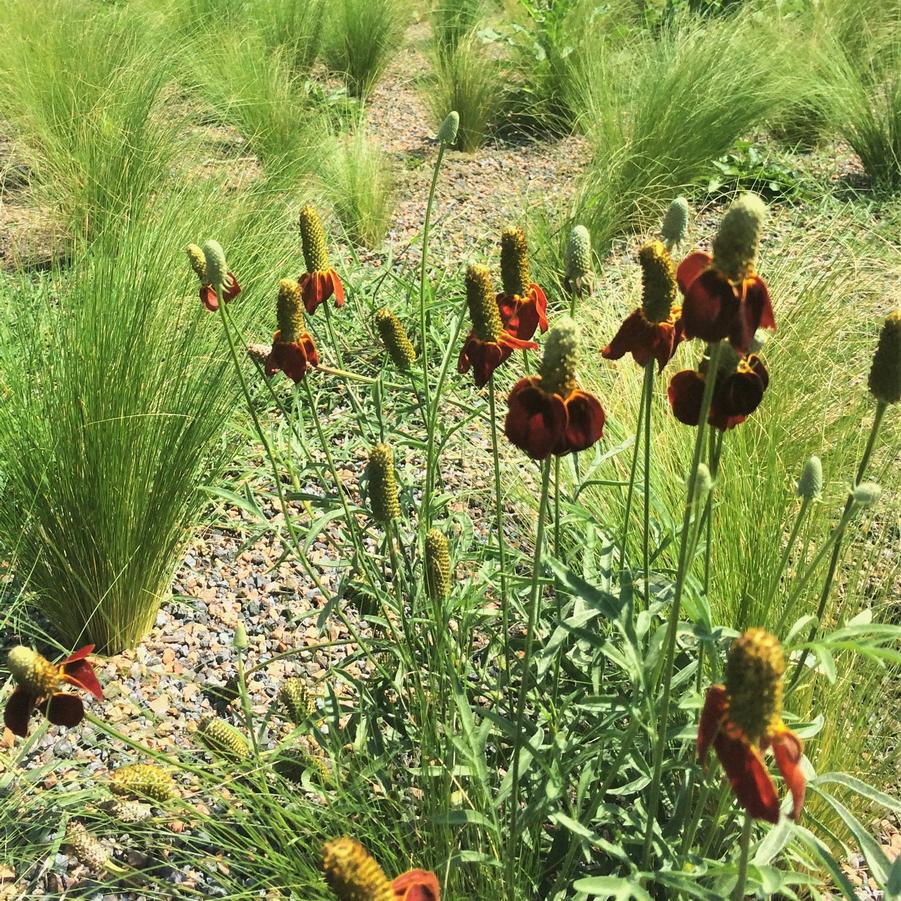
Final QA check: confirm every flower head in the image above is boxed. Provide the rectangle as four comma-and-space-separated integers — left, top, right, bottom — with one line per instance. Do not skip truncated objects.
437, 111, 459, 146
458, 264, 537, 387
266, 279, 320, 382
677, 194, 775, 353
424, 528, 451, 601
4, 645, 103, 738
299, 204, 345, 314
110, 763, 177, 803
668, 344, 769, 431
65, 822, 110, 873
698, 629, 805, 823
602, 241, 682, 372
565, 224, 592, 295
797, 456, 823, 501
187, 240, 241, 312
376, 308, 417, 370
868, 309, 901, 405
322, 838, 440, 901
280, 677, 316, 725
496, 226, 549, 340
661, 196, 690, 249
505, 318, 605, 458
367, 443, 400, 523
198, 717, 251, 761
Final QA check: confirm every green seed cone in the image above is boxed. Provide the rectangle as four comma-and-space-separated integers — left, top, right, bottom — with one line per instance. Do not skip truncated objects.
376, 308, 417, 370
279, 678, 315, 725
465, 264, 502, 343
712, 193, 766, 282
565, 225, 592, 288
367, 443, 400, 523
186, 243, 207, 282
500, 225, 531, 297
796, 456, 823, 501
638, 240, 677, 323
198, 717, 251, 761
661, 196, 690, 248
107, 799, 153, 823
868, 309, 901, 405
539, 317, 580, 396
7, 646, 59, 696
322, 837, 395, 901
202, 240, 229, 292
65, 822, 110, 873
425, 528, 451, 601
110, 763, 178, 803
437, 110, 460, 146
853, 482, 881, 506
299, 204, 330, 273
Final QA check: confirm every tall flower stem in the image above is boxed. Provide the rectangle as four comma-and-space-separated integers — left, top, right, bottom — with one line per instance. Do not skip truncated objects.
642, 340, 724, 867
787, 401, 886, 690
702, 430, 724, 596
765, 496, 812, 623
733, 812, 753, 900
321, 301, 368, 430
506, 460, 552, 897
620, 367, 650, 568
418, 142, 447, 410
641, 361, 655, 603
488, 374, 513, 697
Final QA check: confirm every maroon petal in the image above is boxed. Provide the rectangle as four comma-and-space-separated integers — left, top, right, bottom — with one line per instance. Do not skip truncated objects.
41, 693, 85, 729
676, 251, 712, 293
505, 378, 567, 459
300, 271, 333, 314
698, 685, 728, 765
772, 729, 805, 821
668, 369, 706, 426
61, 645, 94, 664
4, 688, 36, 737
602, 309, 648, 362
714, 730, 780, 823
200, 285, 219, 312
223, 272, 241, 302
530, 284, 549, 333
330, 270, 346, 308
62, 659, 103, 701
681, 268, 741, 344
559, 390, 605, 454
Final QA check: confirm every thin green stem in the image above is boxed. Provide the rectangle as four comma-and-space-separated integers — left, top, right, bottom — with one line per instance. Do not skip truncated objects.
506, 460, 552, 898
787, 402, 886, 690
766, 496, 811, 629
488, 375, 513, 699
620, 368, 649, 569
642, 340, 724, 867
642, 361, 654, 603
733, 812, 753, 900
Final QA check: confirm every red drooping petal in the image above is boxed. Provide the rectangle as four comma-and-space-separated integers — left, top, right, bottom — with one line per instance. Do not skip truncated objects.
668, 369, 706, 426
300, 332, 320, 369
698, 685, 728, 764
62, 659, 103, 701
676, 252, 712, 294
60, 645, 94, 664
200, 284, 219, 312
681, 268, 741, 344
330, 270, 346, 308
300, 271, 331, 314
728, 275, 775, 355
603, 309, 679, 372
559, 390, 605, 455
42, 693, 85, 729
392, 869, 441, 901
530, 284, 549, 333
772, 729, 805, 821
712, 360, 768, 430
714, 730, 780, 823
504, 377, 567, 459
223, 272, 241, 302
266, 333, 317, 383
4, 688, 36, 737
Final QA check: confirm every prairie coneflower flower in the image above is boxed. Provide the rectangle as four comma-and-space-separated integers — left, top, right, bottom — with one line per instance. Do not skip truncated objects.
602, 240, 682, 372
668, 342, 769, 431
298, 204, 345, 315
322, 837, 440, 901
698, 629, 805, 823
496, 226, 548, 341
187, 241, 241, 313
505, 317, 605, 459
458, 265, 537, 388
678, 193, 775, 354
4, 645, 103, 737
868, 308, 901, 405
266, 279, 320, 382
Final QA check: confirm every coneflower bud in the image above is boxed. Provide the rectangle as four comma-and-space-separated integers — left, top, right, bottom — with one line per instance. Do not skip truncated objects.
661, 196, 690, 249
277, 279, 304, 343
7, 646, 59, 696
852, 482, 881, 506
322, 837, 394, 901
198, 717, 251, 761
539, 317, 580, 396
867, 309, 901, 405
796, 456, 823, 501
299, 204, 330, 274
280, 678, 315, 725
367, 443, 400, 523
185, 243, 207, 283
724, 628, 785, 745
465, 264, 502, 343
565, 225, 592, 290
376, 308, 417, 370
712, 193, 766, 283
638, 240, 677, 323
692, 463, 713, 502
65, 822, 110, 873
500, 226, 531, 298
107, 799, 153, 823
437, 110, 460, 146
110, 763, 177, 803
233, 622, 248, 650
424, 528, 451, 601
202, 240, 229, 293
